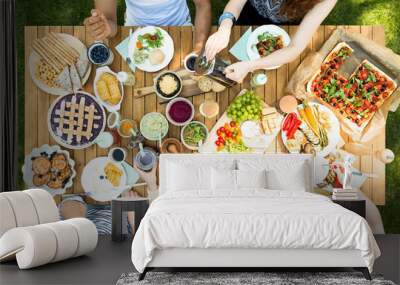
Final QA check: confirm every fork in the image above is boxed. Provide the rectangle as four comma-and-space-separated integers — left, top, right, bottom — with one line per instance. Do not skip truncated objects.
126, 28, 136, 71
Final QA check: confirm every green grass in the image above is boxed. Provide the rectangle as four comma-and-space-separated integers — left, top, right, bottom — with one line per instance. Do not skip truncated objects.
16, 0, 400, 232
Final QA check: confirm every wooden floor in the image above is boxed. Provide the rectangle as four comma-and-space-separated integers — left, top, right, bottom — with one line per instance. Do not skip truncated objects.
0, 235, 398, 285
25, 25, 386, 205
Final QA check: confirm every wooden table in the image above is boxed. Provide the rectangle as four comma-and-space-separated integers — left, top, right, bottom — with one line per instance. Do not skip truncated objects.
24, 25, 386, 205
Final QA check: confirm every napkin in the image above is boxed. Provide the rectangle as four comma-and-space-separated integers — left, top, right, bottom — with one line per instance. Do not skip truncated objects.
115, 35, 136, 71
121, 161, 140, 188
229, 27, 252, 61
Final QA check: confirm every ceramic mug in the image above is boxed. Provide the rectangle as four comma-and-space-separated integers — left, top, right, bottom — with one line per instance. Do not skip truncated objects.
108, 147, 127, 163
107, 111, 120, 129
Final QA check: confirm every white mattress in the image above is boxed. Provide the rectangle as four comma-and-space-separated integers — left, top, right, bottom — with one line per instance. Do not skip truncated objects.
131, 190, 380, 273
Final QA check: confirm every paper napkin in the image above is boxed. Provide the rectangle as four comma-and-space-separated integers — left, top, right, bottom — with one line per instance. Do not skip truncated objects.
229, 27, 252, 61
115, 36, 136, 71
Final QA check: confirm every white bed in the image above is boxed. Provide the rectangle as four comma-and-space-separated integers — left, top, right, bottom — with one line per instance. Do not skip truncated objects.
131, 154, 380, 280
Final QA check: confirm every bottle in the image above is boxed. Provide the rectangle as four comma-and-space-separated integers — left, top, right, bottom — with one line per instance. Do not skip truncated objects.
117, 71, 136, 86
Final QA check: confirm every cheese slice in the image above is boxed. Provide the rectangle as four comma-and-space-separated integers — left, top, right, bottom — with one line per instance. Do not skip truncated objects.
262, 107, 276, 116
262, 118, 271, 134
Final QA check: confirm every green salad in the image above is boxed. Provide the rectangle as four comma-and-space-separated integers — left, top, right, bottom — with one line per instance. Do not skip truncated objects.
182, 122, 208, 146
133, 28, 164, 64
136, 28, 164, 50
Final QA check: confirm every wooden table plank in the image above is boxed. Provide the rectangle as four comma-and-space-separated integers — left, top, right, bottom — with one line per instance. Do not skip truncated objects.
359, 26, 374, 201
204, 26, 219, 131
129, 26, 146, 197
72, 26, 86, 195
167, 27, 182, 142
37, 26, 50, 149
60, 26, 75, 195
371, 25, 386, 205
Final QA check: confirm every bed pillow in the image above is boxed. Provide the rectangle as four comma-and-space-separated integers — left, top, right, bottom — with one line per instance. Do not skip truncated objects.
166, 163, 211, 191
265, 162, 309, 191
166, 160, 236, 192
236, 169, 267, 189
237, 158, 310, 192
211, 168, 237, 191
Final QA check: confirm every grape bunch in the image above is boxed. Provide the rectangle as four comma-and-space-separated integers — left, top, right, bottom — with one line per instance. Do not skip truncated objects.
227, 90, 262, 123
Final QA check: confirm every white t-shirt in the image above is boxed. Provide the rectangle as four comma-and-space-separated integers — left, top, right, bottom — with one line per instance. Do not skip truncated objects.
125, 0, 191, 26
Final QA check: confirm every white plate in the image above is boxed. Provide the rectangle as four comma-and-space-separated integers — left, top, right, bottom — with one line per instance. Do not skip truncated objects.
29, 33, 91, 96
81, 157, 128, 202
93, 66, 124, 112
246, 25, 291, 69
281, 102, 341, 158
201, 89, 281, 153
22, 144, 76, 196
128, 26, 174, 73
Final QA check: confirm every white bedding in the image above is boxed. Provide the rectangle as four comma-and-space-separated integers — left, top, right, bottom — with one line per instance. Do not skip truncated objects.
131, 190, 380, 273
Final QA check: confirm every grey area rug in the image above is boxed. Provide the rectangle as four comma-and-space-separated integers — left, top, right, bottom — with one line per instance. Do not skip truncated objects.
116, 272, 395, 285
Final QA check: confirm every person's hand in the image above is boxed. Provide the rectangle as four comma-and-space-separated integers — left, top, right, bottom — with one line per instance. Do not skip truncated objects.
224, 61, 253, 83
83, 9, 113, 41
204, 26, 231, 60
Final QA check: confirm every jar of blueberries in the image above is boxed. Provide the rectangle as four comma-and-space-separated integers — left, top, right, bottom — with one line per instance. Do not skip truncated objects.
87, 42, 114, 66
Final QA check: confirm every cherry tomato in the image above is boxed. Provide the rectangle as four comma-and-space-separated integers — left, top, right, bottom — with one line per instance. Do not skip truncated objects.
217, 130, 222, 136
218, 127, 225, 133
215, 141, 221, 146
229, 121, 236, 128
359, 70, 368, 81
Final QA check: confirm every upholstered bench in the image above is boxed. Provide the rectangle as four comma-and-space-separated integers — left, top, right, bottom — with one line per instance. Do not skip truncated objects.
0, 189, 98, 269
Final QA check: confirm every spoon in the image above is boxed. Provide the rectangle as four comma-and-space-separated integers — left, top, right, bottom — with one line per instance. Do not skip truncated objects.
139, 143, 145, 158
130, 127, 137, 137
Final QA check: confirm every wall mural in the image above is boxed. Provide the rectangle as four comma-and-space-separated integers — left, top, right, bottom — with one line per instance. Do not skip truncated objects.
21, 25, 399, 234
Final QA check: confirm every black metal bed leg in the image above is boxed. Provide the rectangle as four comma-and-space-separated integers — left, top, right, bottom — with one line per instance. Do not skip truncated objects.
138, 268, 148, 281
354, 267, 372, 280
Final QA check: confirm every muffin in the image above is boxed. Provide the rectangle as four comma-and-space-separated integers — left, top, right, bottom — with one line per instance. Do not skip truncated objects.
32, 156, 51, 175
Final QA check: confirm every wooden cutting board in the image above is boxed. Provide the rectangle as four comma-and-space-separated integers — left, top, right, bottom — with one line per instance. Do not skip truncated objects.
133, 68, 204, 99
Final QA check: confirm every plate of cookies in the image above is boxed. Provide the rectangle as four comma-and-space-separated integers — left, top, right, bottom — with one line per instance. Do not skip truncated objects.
22, 144, 76, 196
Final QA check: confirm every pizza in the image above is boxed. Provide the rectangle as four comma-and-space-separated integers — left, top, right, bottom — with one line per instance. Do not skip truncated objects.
309, 42, 397, 128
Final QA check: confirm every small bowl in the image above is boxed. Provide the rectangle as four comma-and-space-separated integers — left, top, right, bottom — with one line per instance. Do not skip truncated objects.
154, 71, 182, 101
166, 98, 194, 126
161, 138, 183, 154
87, 42, 114, 66
180, 121, 209, 151
199, 100, 219, 119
